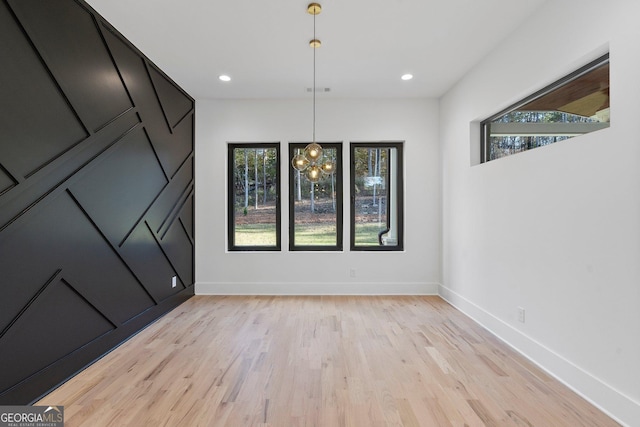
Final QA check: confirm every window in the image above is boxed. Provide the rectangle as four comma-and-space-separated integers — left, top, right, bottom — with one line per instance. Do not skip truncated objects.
350, 142, 403, 251
481, 54, 609, 162
289, 142, 342, 251
228, 143, 280, 251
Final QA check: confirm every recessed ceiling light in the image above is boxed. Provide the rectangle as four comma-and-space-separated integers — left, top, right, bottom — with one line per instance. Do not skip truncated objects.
401, 73, 413, 81
219, 75, 231, 82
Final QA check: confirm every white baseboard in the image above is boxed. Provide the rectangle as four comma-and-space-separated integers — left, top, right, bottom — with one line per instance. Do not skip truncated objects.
438, 284, 639, 427
195, 281, 439, 295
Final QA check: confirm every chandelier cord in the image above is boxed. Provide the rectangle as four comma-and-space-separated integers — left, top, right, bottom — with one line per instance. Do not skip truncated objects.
312, 9, 316, 143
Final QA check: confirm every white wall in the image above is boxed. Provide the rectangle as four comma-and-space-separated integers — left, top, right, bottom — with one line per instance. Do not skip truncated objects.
196, 98, 440, 295
440, 1, 640, 425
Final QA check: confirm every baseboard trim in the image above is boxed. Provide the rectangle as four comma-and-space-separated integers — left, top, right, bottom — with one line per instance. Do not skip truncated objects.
196, 281, 439, 295
438, 284, 638, 427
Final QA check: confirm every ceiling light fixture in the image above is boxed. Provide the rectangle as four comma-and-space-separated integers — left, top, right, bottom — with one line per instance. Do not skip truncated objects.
219, 75, 231, 82
401, 73, 413, 81
291, 2, 334, 183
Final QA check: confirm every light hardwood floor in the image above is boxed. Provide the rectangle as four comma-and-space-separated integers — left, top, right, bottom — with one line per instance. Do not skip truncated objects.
38, 296, 619, 426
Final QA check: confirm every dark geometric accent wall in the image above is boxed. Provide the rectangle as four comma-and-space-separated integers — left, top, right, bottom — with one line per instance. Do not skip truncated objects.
0, 0, 195, 404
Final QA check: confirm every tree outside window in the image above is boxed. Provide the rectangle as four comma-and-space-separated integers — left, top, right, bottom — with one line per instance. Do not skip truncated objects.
350, 142, 403, 251
289, 142, 342, 251
481, 54, 609, 162
227, 143, 280, 251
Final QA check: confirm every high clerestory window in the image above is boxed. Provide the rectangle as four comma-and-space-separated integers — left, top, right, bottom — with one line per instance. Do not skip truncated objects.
227, 143, 281, 251
481, 54, 609, 162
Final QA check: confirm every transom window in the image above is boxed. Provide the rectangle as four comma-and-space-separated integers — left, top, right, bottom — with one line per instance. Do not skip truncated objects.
481, 54, 609, 162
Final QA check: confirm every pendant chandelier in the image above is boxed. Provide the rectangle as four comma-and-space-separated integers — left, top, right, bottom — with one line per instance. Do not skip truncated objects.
291, 2, 334, 183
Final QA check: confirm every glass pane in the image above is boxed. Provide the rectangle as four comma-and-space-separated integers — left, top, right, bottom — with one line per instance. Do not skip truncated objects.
292, 147, 338, 246
484, 58, 609, 162
232, 147, 278, 247
354, 147, 387, 246
487, 110, 608, 161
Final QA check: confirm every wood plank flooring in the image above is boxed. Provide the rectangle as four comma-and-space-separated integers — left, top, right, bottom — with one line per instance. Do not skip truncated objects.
37, 296, 619, 426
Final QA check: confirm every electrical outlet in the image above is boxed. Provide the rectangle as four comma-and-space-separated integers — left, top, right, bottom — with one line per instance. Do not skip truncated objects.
349, 269, 356, 278
171, 276, 177, 288
517, 307, 525, 323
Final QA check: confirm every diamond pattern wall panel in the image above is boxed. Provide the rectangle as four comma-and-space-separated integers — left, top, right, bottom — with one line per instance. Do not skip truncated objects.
102, 27, 192, 178
0, 3, 88, 179
0, 0, 195, 404
9, 0, 133, 132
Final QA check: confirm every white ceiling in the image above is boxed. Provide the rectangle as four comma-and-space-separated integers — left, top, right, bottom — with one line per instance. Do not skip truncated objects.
85, 0, 548, 100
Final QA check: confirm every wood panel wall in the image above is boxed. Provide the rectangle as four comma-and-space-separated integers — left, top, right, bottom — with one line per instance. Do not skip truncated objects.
0, 0, 195, 404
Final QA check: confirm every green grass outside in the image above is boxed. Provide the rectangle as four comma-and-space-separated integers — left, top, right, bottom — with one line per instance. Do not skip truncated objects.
294, 224, 337, 246
234, 223, 277, 246
353, 223, 387, 246
235, 222, 385, 246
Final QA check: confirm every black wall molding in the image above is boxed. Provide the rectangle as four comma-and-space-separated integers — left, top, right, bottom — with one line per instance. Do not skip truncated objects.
0, 0, 195, 404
